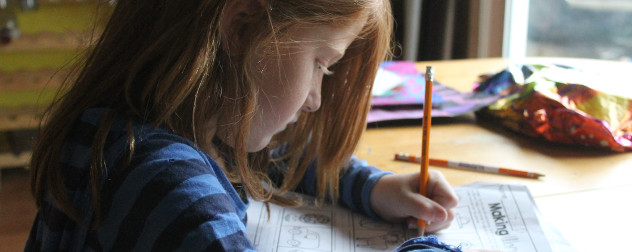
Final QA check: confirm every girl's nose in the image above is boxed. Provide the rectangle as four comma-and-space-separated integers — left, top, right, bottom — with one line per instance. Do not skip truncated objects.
302, 89, 321, 112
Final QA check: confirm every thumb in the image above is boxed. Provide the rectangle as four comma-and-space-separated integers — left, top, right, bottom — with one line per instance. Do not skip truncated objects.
411, 196, 449, 224
406, 175, 449, 224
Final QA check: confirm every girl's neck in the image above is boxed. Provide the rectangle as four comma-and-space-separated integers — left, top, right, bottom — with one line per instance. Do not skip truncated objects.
210, 135, 228, 169
205, 114, 227, 168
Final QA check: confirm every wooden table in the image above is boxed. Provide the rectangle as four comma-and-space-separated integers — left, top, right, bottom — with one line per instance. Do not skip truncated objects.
354, 58, 632, 252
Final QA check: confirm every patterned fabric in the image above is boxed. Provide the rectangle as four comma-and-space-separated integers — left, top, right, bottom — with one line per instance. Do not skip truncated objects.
25, 108, 391, 251
396, 236, 463, 252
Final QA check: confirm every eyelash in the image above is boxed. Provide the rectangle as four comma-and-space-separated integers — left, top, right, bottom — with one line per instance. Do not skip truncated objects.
317, 62, 334, 76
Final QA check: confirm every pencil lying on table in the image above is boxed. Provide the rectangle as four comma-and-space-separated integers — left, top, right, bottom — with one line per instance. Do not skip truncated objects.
395, 153, 545, 179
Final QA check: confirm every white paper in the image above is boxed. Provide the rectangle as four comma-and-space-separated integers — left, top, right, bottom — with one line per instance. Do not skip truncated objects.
246, 197, 416, 252
372, 68, 404, 97
246, 182, 574, 252
435, 182, 564, 252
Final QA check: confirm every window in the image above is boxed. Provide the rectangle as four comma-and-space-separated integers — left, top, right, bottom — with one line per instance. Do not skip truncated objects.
505, 0, 632, 61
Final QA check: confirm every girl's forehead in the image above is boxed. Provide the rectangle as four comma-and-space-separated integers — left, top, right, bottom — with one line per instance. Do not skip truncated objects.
289, 18, 367, 45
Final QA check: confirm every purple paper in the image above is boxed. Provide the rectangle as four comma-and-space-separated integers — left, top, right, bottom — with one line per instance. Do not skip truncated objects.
368, 61, 499, 123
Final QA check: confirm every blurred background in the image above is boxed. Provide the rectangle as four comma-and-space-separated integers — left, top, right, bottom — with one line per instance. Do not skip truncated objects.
1, 1, 111, 250
390, 0, 632, 61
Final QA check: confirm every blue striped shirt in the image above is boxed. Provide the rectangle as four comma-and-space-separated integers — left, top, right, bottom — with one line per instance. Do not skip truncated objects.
25, 108, 391, 251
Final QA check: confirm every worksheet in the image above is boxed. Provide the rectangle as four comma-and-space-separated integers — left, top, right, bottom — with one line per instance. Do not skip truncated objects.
434, 182, 553, 251
246, 182, 571, 252
246, 197, 417, 252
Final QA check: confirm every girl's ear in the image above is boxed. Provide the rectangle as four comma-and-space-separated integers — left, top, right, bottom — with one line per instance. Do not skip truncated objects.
220, 0, 266, 53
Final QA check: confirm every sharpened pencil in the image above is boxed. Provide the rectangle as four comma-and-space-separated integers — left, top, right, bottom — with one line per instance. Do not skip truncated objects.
418, 66, 434, 237
395, 153, 545, 179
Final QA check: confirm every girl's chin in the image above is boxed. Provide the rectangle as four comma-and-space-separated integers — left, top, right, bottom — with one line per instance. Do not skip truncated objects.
246, 135, 274, 153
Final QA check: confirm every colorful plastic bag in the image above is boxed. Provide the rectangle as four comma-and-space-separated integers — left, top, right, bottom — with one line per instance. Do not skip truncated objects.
475, 64, 632, 152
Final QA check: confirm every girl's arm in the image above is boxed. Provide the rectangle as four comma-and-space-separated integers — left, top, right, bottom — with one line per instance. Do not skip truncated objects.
269, 152, 392, 218
96, 136, 257, 251
267, 146, 456, 233
270, 148, 458, 233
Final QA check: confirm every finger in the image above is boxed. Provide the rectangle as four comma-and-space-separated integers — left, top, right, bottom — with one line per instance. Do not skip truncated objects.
407, 216, 445, 234
402, 171, 452, 224
425, 208, 455, 233
427, 170, 459, 208
401, 173, 450, 223
410, 194, 449, 224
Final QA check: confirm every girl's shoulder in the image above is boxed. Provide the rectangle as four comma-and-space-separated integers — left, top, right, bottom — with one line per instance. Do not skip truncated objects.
75, 108, 223, 179
85, 108, 248, 213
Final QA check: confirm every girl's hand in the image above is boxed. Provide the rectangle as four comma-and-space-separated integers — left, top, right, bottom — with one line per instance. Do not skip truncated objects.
369, 170, 458, 234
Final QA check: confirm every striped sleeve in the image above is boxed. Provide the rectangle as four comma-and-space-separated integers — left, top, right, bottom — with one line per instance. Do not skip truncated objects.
338, 156, 393, 219
93, 133, 256, 251
294, 155, 393, 220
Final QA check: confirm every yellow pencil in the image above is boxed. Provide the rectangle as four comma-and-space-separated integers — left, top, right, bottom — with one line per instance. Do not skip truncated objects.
395, 153, 545, 179
418, 66, 434, 237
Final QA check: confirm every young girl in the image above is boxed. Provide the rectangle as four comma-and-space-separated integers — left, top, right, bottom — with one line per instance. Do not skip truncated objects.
26, 0, 458, 251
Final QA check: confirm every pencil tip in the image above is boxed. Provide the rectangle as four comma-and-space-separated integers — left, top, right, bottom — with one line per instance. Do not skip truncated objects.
418, 227, 425, 237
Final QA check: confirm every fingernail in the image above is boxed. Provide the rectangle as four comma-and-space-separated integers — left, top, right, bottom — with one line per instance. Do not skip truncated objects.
433, 212, 447, 222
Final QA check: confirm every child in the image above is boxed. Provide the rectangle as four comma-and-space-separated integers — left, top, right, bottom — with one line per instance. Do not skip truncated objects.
26, 0, 458, 251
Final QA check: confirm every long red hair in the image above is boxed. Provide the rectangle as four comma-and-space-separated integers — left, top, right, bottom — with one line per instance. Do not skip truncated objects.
30, 0, 393, 221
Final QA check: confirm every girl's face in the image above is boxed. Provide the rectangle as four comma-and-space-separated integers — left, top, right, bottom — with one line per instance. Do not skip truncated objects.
245, 18, 367, 151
